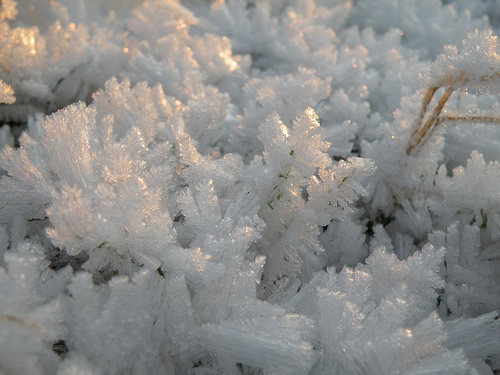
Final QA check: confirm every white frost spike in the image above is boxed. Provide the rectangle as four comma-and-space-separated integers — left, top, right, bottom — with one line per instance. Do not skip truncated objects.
233, 69, 331, 157
258, 107, 331, 180
430, 152, 500, 241
164, 276, 201, 371
254, 108, 374, 294
314, 247, 467, 374
178, 179, 263, 259
0, 78, 187, 275
0, 246, 66, 375
178, 180, 222, 236
65, 270, 174, 375
308, 157, 375, 222
128, 0, 198, 44
445, 311, 500, 367
428, 224, 500, 318
41, 103, 99, 192
46, 184, 92, 255
178, 132, 243, 195
362, 244, 445, 321
201, 314, 318, 374
0, 79, 15, 104
182, 179, 265, 324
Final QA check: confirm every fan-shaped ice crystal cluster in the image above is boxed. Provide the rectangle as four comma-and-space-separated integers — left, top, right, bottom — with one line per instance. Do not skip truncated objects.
0, 0, 499, 374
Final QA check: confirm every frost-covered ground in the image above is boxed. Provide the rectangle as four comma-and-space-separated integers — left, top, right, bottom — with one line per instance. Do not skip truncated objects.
0, 0, 500, 374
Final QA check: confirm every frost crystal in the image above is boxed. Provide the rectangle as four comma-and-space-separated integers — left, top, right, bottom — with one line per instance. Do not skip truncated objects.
0, 80, 15, 105
0, 1, 499, 374
429, 29, 500, 92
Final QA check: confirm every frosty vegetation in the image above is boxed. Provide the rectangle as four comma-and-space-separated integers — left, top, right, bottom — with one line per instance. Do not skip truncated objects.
0, 0, 500, 374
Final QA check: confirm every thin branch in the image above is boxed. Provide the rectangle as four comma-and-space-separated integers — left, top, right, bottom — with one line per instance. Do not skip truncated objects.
406, 87, 452, 155
0, 311, 48, 335
438, 114, 500, 126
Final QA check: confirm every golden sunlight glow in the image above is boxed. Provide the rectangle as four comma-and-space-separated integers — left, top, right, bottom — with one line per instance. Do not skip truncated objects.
219, 37, 238, 72
17, 29, 37, 55
280, 124, 290, 138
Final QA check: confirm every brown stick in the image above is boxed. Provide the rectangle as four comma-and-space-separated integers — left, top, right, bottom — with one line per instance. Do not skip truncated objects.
438, 114, 500, 126
406, 88, 452, 155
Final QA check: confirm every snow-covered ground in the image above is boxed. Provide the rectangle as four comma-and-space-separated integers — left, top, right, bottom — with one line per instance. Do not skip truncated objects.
0, 1, 499, 374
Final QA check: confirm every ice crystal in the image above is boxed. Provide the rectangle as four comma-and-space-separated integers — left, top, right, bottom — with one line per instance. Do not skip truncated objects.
0, 80, 15, 105
428, 29, 500, 92
0, 242, 69, 375
0, 1, 127, 121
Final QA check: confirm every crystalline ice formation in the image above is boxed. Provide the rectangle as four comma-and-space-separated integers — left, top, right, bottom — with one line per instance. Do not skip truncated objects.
428, 29, 500, 92
0, 78, 220, 279
0, 1, 499, 374
0, 1, 127, 121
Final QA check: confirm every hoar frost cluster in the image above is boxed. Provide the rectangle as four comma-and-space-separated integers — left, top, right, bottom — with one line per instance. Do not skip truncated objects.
0, 0, 500, 374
